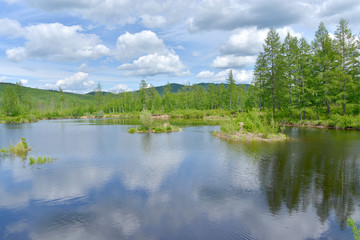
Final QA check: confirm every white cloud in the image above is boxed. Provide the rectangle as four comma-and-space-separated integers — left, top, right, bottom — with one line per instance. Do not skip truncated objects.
0, 18, 23, 38
115, 30, 168, 61
211, 55, 256, 69
115, 30, 189, 77
5, 22, 110, 62
19, 79, 28, 85
196, 69, 253, 84
141, 15, 167, 28
118, 53, 190, 77
0, 76, 8, 82
24, 0, 193, 28
109, 84, 130, 93
79, 63, 88, 71
187, 0, 305, 32
54, 72, 95, 91
220, 27, 269, 56
211, 26, 302, 69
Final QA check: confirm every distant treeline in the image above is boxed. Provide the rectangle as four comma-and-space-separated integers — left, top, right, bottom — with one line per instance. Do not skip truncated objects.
0, 79, 250, 119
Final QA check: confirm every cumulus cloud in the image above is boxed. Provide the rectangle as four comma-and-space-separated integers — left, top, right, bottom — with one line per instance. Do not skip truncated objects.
220, 27, 269, 56
115, 30, 189, 77
211, 26, 302, 69
24, 0, 193, 28
188, 0, 304, 32
141, 15, 167, 28
196, 69, 253, 84
0, 76, 8, 82
115, 31, 168, 61
211, 55, 256, 69
4, 21, 110, 62
109, 84, 130, 93
54, 72, 95, 91
118, 53, 190, 77
19, 79, 28, 85
0, 18, 23, 37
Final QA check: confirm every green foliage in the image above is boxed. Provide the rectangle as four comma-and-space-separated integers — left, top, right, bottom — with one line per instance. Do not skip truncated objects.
220, 110, 282, 138
21, 138, 28, 149
29, 156, 55, 165
128, 121, 180, 133
95, 110, 104, 118
139, 110, 153, 130
347, 218, 360, 240
1, 138, 31, 158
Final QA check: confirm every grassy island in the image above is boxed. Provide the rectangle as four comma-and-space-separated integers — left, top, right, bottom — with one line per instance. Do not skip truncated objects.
128, 110, 181, 133
0, 138, 31, 157
213, 110, 288, 142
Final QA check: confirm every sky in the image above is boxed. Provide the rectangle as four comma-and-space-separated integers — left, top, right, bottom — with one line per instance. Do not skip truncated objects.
0, 0, 360, 93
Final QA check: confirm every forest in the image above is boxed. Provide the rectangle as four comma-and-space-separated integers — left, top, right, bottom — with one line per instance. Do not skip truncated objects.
1, 19, 360, 128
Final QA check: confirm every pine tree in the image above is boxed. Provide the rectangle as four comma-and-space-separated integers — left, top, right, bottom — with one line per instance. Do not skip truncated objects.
226, 70, 236, 110
312, 22, 336, 116
2, 85, 19, 116
95, 83, 102, 110
263, 28, 283, 117
334, 18, 360, 115
59, 87, 64, 112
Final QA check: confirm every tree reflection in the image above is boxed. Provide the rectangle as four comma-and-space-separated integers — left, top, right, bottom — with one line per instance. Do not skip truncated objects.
258, 128, 360, 228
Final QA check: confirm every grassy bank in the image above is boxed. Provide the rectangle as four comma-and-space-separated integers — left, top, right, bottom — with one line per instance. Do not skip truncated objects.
214, 110, 288, 142
128, 110, 181, 133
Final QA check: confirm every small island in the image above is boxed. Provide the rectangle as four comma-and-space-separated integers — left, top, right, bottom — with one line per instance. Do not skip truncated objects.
128, 111, 181, 133
213, 111, 288, 142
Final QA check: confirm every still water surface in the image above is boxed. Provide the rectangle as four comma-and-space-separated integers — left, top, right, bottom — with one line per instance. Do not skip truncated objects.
0, 119, 359, 239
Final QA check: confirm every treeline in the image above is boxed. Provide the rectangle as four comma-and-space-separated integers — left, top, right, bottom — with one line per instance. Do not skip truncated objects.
251, 19, 360, 119
0, 77, 250, 120
109, 78, 248, 113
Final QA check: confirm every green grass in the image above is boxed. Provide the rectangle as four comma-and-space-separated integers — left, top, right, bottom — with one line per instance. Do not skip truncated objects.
29, 156, 55, 165
128, 121, 181, 133
0, 138, 31, 158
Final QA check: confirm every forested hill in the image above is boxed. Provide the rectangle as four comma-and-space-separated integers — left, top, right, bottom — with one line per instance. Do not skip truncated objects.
153, 83, 249, 95
0, 82, 95, 105
85, 83, 250, 96
0, 81, 249, 105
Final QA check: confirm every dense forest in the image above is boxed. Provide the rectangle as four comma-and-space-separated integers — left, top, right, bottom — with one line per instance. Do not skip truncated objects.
1, 19, 360, 125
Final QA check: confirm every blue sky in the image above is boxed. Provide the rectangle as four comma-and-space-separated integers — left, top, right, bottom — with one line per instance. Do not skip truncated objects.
0, 0, 360, 93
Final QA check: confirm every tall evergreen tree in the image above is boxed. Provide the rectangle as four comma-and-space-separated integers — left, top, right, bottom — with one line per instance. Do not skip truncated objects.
312, 22, 336, 116
95, 83, 102, 110
263, 28, 283, 117
226, 70, 236, 110
2, 85, 18, 116
334, 18, 359, 115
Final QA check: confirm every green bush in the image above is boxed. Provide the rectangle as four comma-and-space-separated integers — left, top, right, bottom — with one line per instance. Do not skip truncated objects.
139, 110, 153, 130
95, 110, 104, 118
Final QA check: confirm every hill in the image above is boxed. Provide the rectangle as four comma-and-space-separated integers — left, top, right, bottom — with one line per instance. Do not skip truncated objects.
0, 82, 95, 108
0, 82, 250, 104
152, 83, 250, 95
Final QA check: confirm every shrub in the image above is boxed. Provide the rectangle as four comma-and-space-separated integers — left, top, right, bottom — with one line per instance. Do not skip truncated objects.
139, 110, 153, 130
95, 110, 104, 118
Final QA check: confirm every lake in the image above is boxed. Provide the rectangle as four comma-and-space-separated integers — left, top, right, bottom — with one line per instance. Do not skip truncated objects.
0, 119, 359, 239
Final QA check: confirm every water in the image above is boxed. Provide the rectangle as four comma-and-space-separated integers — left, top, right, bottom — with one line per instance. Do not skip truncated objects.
0, 119, 359, 239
